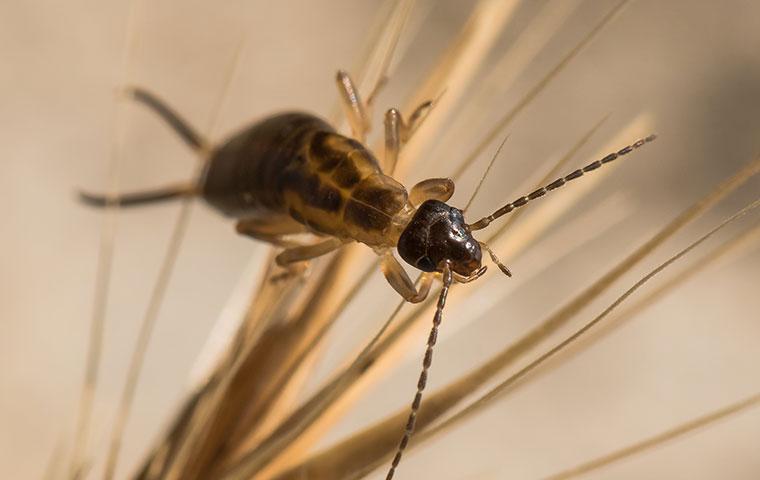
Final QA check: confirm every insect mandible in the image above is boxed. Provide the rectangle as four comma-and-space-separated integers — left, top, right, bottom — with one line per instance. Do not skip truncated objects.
80, 70, 656, 479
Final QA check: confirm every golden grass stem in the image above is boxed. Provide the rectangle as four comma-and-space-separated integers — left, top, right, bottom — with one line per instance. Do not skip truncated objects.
166, 248, 364, 480
394, 0, 521, 181
147, 3, 424, 475
134, 253, 304, 479
217, 7, 621, 474
450, 0, 631, 180
330, 0, 416, 126
44, 439, 67, 480
414, 198, 760, 452
180, 0, 524, 476
218, 294, 410, 480
543, 391, 760, 480
561, 224, 760, 362
68, 0, 143, 477
486, 113, 610, 241
267, 158, 760, 479
223, 255, 383, 458
462, 134, 509, 213
244, 119, 642, 480
102, 199, 195, 480
102, 32, 248, 480
437, 0, 583, 154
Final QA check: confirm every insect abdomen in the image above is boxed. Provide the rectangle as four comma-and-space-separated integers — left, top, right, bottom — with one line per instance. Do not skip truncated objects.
200, 112, 333, 218
201, 111, 408, 245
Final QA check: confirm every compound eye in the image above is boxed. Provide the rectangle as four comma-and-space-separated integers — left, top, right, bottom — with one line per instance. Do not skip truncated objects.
415, 256, 436, 272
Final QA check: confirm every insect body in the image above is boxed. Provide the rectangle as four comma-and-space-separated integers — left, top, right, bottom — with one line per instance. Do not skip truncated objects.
80, 71, 656, 479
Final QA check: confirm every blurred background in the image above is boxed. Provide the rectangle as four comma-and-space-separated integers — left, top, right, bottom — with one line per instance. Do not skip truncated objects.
1, 0, 759, 479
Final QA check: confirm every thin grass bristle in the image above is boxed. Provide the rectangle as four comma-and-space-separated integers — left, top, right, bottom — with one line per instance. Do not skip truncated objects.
45, 3, 760, 480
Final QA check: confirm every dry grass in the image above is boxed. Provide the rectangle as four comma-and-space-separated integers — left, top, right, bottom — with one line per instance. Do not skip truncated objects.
6, 1, 760, 479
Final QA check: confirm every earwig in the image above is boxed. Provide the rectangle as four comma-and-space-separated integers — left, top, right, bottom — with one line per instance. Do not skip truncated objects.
80, 70, 656, 479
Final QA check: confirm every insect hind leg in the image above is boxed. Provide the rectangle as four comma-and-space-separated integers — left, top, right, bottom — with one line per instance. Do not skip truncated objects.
380, 252, 434, 303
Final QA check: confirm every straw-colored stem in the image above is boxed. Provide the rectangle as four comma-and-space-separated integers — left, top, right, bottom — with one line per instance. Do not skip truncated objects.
435, 0, 583, 161
102, 198, 195, 480
103, 32, 247, 480
543, 391, 760, 480
238, 118, 644, 480
134, 251, 306, 480
266, 158, 760, 479
68, 0, 142, 477
139, 3, 421, 476
330, 0, 416, 126
222, 255, 384, 461
415, 198, 760, 450
253, 36, 630, 480
393, 0, 521, 181
487, 113, 609, 239
560, 224, 760, 362
450, 0, 630, 181
167, 247, 370, 480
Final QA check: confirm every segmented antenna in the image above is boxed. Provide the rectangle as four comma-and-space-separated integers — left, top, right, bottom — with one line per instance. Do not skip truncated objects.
386, 262, 453, 480
468, 135, 657, 231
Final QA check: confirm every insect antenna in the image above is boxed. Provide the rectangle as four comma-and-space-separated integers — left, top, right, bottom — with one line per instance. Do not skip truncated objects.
386, 261, 453, 480
468, 134, 657, 231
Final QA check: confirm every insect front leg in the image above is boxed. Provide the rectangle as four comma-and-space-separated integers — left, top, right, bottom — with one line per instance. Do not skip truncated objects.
408, 177, 455, 207
380, 252, 435, 303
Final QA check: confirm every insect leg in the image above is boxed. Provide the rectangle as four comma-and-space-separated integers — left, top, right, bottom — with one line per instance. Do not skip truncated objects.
408, 178, 455, 206
124, 87, 208, 152
275, 237, 346, 266
236, 217, 310, 247
79, 182, 196, 208
335, 70, 371, 142
380, 252, 434, 303
382, 99, 437, 174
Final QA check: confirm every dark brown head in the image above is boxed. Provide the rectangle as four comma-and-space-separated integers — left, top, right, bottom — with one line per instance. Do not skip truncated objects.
397, 200, 482, 276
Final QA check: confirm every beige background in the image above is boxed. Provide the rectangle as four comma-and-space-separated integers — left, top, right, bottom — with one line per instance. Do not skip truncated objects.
2, 1, 760, 479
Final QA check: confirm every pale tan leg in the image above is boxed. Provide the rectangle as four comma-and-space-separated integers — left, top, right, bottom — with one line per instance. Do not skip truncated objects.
275, 237, 346, 266
382, 100, 437, 175
409, 178, 455, 206
380, 252, 435, 303
335, 70, 371, 142
236, 217, 309, 247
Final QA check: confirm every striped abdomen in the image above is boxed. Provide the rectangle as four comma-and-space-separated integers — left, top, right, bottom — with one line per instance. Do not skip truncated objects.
201, 112, 409, 247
